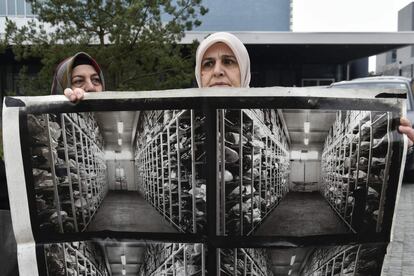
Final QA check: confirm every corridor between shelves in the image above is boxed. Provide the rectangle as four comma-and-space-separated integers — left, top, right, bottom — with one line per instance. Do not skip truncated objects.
254, 191, 349, 236
87, 190, 177, 232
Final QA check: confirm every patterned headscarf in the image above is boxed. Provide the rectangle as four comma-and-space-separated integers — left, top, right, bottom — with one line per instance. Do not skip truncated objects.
51, 52, 105, 95
195, 32, 251, 88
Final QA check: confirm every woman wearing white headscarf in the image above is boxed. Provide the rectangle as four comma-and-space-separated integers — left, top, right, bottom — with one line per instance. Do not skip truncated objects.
195, 32, 251, 88
194, 32, 414, 147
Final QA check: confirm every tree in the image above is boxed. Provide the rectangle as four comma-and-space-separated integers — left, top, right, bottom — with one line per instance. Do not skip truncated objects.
1, 0, 208, 95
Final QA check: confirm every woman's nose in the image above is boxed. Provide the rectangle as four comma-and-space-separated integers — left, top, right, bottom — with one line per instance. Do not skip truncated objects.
213, 62, 224, 77
84, 79, 96, 92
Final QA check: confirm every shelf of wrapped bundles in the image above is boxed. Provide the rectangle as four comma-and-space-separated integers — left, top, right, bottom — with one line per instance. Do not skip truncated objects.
44, 242, 108, 276
166, 119, 181, 229
64, 113, 107, 232
65, 243, 108, 276
94, 145, 107, 207
218, 248, 269, 276
191, 110, 207, 233
219, 109, 290, 236
56, 114, 80, 232
152, 134, 163, 213
354, 244, 386, 275
135, 109, 204, 233
160, 131, 169, 218
366, 112, 392, 232
41, 114, 67, 233
149, 243, 205, 276
220, 109, 250, 235
306, 245, 360, 276
84, 137, 98, 216
73, 125, 93, 231
321, 114, 357, 233
343, 133, 357, 227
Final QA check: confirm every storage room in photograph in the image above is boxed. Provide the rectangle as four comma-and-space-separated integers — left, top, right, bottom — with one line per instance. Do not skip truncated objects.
217, 243, 386, 276
43, 240, 205, 276
217, 108, 403, 236
27, 109, 206, 234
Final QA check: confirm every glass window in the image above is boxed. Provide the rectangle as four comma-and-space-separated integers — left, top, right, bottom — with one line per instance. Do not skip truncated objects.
0, 0, 6, 15
386, 49, 397, 64
7, 0, 15, 15
25, 0, 33, 16
16, 0, 24, 15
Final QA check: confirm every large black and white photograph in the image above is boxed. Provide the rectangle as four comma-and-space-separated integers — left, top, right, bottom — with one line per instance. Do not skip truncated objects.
218, 243, 387, 276
26, 109, 207, 235
2, 89, 408, 276
42, 240, 205, 276
218, 108, 404, 236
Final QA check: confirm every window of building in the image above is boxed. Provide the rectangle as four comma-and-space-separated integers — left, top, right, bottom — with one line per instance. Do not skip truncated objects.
0, 0, 34, 17
386, 49, 397, 64
301, 78, 335, 87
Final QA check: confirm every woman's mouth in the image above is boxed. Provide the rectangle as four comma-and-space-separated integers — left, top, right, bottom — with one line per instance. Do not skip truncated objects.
210, 82, 231, 87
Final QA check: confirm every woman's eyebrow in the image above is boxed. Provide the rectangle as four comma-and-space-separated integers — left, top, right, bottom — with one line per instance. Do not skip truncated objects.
202, 57, 215, 61
221, 54, 236, 59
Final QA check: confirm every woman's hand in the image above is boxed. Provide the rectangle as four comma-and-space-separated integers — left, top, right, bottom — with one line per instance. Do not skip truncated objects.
64, 88, 85, 102
399, 117, 414, 148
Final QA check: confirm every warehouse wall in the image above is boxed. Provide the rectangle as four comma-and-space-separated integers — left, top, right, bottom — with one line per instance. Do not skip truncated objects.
106, 160, 136, 191
289, 160, 321, 192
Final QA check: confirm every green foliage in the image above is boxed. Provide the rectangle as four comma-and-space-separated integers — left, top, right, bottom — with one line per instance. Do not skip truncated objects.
1, 0, 208, 94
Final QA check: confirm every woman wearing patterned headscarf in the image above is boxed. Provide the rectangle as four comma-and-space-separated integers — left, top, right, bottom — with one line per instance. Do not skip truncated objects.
51, 52, 104, 101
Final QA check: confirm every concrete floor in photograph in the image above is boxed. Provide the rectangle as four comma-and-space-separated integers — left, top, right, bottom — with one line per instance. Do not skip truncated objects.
254, 191, 349, 236
87, 190, 177, 232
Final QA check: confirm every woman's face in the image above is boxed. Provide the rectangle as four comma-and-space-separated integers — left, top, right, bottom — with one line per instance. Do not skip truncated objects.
71, 64, 103, 92
200, 42, 241, 88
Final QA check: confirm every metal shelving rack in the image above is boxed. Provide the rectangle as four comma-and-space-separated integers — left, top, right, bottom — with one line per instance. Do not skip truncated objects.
141, 243, 205, 276
135, 109, 206, 233
217, 109, 290, 236
321, 110, 393, 233
304, 245, 360, 276
304, 243, 386, 276
30, 113, 107, 234
44, 242, 109, 276
218, 248, 274, 276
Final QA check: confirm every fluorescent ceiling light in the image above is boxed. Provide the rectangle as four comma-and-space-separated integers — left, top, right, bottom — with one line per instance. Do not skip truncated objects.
288, 269, 292, 275
121, 254, 126, 265
118, 138, 122, 146
117, 121, 124, 134
304, 138, 309, 145
304, 121, 310, 133
122, 268, 126, 275
290, 255, 296, 266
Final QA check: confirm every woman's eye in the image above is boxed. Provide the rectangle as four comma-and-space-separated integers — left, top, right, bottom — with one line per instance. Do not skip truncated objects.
72, 79, 84, 87
223, 58, 237, 66
91, 78, 102, 86
202, 60, 214, 69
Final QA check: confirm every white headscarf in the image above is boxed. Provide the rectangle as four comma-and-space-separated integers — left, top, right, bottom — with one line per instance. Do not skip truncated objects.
195, 32, 251, 88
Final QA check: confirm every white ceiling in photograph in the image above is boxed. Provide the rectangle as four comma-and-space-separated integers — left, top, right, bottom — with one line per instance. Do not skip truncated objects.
282, 109, 337, 148
95, 111, 139, 153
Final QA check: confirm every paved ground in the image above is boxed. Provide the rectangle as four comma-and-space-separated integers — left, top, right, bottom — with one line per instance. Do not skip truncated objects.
382, 183, 414, 276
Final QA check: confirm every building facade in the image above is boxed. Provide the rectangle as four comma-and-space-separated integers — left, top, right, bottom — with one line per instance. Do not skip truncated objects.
194, 0, 292, 31
376, 2, 414, 77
